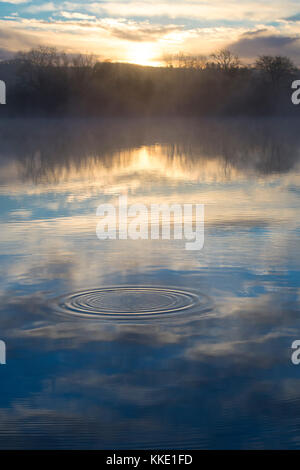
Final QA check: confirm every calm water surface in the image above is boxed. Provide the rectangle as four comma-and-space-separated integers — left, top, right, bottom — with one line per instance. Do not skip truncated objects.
0, 118, 300, 449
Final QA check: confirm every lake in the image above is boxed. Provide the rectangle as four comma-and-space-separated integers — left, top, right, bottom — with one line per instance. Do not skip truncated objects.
0, 117, 300, 449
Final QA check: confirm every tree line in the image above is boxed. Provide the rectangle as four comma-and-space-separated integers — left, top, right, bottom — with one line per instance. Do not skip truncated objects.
0, 46, 299, 117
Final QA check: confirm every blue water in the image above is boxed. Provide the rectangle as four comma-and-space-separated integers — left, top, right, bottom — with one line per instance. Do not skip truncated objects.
0, 118, 300, 449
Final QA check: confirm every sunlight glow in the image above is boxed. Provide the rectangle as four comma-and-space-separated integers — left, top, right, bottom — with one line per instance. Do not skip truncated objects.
126, 43, 161, 66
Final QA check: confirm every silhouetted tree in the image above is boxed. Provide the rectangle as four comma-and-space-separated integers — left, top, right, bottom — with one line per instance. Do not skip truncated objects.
255, 55, 297, 86
0, 45, 298, 117
16, 46, 69, 67
163, 52, 207, 69
210, 49, 241, 72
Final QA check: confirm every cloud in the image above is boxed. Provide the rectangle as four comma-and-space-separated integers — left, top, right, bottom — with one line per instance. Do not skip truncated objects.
1, 3, 300, 63
59, 11, 96, 20
0, 16, 187, 63
101, 20, 182, 42
23, 2, 55, 13
285, 12, 300, 21
83, 1, 300, 23
0, 0, 30, 3
230, 29, 300, 63
0, 25, 41, 53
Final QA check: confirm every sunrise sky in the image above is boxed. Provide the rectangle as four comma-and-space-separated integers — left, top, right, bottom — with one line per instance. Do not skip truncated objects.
1, 0, 300, 66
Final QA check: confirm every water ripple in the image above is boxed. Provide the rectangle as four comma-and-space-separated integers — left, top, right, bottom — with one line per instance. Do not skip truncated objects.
52, 286, 212, 319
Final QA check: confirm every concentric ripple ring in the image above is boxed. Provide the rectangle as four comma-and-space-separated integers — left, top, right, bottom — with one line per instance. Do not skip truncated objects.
53, 286, 211, 319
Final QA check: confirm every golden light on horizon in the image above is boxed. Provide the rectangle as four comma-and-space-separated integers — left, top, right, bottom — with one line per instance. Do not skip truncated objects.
126, 43, 162, 67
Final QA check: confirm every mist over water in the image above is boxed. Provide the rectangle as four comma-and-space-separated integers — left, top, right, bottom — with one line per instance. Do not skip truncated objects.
0, 118, 300, 449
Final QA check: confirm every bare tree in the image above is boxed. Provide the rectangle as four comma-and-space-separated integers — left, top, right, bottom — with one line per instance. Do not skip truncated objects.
255, 55, 297, 86
211, 49, 241, 72
162, 53, 174, 68
16, 46, 68, 67
163, 52, 207, 69
71, 53, 96, 68
15, 46, 96, 69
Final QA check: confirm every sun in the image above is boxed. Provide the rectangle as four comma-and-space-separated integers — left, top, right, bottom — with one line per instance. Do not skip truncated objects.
126, 43, 161, 67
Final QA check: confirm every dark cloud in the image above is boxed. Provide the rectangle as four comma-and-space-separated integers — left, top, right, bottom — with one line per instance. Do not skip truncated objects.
241, 28, 268, 36
0, 48, 14, 61
106, 24, 180, 42
0, 26, 40, 57
229, 30, 300, 64
51, 19, 181, 42
285, 13, 300, 21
